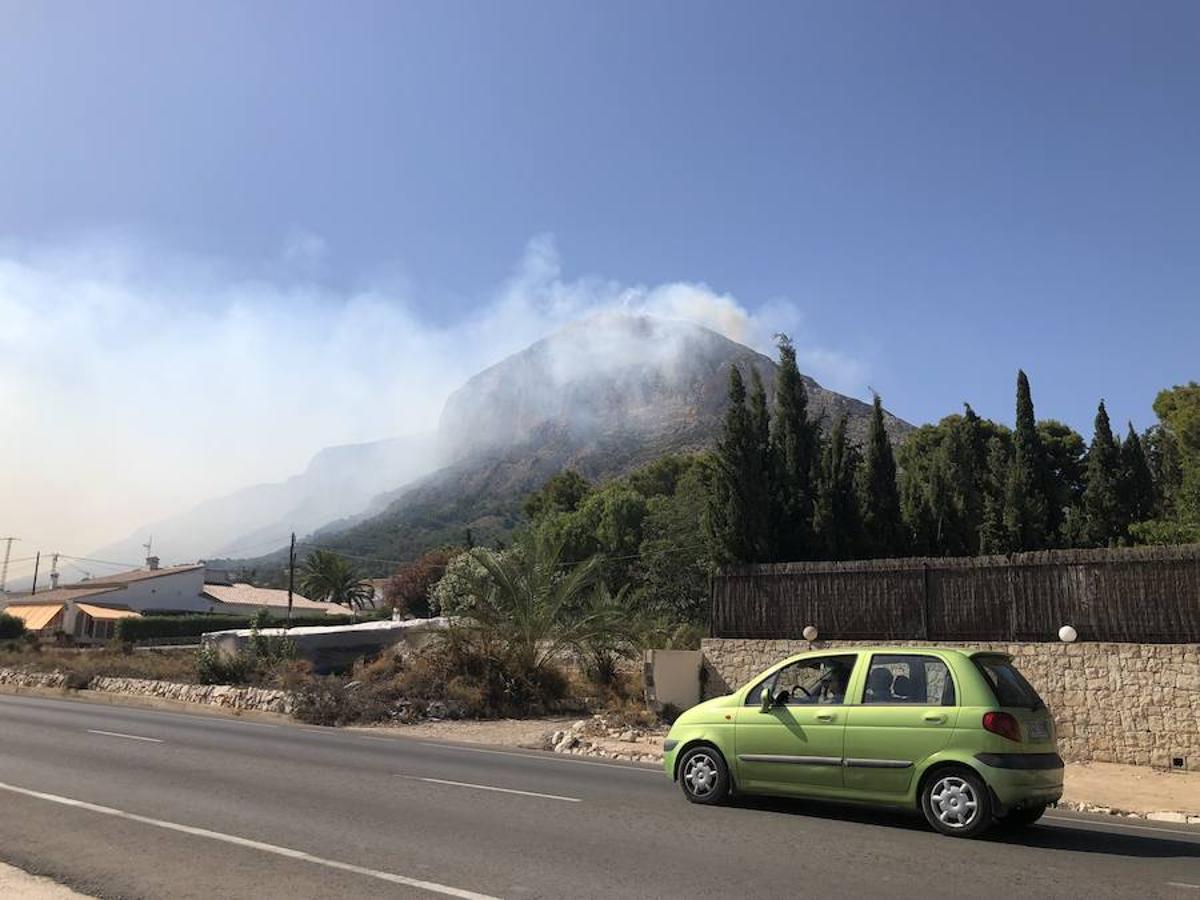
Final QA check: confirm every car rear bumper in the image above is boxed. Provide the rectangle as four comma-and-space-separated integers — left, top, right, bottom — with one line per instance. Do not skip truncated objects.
976, 754, 1064, 811
975, 752, 1064, 770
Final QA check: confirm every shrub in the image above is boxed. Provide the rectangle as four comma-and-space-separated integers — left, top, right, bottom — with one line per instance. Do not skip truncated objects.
0, 612, 26, 640
195, 644, 253, 685
290, 628, 575, 726
118, 615, 252, 643
194, 627, 296, 686
384, 547, 462, 618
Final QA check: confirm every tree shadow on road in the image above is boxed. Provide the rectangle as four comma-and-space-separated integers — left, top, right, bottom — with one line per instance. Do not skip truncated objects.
987, 820, 1200, 860
728, 796, 1200, 860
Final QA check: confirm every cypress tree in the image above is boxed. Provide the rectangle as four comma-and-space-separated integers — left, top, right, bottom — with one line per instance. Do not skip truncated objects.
1038, 419, 1088, 546
748, 366, 772, 482
706, 366, 770, 563
769, 335, 816, 560
954, 404, 987, 554
814, 415, 862, 559
747, 367, 774, 557
979, 436, 1011, 554
858, 394, 905, 558
1083, 400, 1123, 546
1119, 422, 1155, 529
1005, 370, 1049, 549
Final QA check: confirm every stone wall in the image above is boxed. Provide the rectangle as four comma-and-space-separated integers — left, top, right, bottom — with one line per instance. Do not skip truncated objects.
0, 668, 292, 715
0, 669, 72, 690
701, 639, 1200, 770
89, 676, 293, 714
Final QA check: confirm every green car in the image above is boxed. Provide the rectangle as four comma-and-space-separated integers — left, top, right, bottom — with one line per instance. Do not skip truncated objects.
663, 647, 1063, 837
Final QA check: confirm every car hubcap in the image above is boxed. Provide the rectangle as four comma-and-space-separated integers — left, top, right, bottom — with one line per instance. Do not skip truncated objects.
930, 776, 978, 828
683, 753, 718, 797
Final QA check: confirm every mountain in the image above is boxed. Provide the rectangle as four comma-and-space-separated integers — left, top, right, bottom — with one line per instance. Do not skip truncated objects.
293, 314, 912, 572
93, 432, 438, 566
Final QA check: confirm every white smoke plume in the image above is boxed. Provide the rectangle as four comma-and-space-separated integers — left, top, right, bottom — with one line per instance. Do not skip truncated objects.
0, 232, 867, 566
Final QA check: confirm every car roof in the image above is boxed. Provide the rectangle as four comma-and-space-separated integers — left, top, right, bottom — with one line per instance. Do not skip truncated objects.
783, 646, 1007, 661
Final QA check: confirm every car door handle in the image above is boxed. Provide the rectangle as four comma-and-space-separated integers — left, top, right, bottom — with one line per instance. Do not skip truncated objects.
815, 713, 837, 722
923, 713, 947, 724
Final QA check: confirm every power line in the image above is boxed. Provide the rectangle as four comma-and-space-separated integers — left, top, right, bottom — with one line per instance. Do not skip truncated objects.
56, 553, 144, 569
210, 534, 296, 559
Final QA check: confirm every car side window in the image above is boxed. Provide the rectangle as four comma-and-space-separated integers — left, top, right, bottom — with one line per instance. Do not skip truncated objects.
745, 655, 858, 706
862, 654, 956, 706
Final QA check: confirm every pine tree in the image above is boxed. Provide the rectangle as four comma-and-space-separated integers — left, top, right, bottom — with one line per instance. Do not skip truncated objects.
769, 335, 816, 560
706, 366, 771, 563
1005, 370, 1049, 550
858, 394, 905, 558
814, 415, 862, 558
1083, 400, 1123, 546
1119, 423, 1155, 529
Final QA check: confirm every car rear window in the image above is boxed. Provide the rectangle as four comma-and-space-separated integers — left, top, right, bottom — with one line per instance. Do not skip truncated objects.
973, 655, 1044, 710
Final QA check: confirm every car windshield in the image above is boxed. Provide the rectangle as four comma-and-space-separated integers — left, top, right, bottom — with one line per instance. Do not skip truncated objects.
974, 655, 1044, 710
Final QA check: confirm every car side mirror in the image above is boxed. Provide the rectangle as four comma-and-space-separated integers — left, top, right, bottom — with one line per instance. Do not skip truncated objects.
759, 687, 775, 712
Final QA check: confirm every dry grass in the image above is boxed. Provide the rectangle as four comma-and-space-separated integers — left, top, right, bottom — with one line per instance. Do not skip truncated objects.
0, 642, 199, 685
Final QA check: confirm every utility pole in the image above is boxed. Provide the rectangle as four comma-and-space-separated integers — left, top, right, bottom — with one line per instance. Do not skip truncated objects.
49, 553, 60, 590
31, 551, 41, 595
0, 537, 18, 594
286, 532, 296, 628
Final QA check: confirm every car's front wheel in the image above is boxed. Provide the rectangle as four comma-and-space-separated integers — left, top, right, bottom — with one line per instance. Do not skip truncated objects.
921, 768, 993, 838
678, 745, 729, 805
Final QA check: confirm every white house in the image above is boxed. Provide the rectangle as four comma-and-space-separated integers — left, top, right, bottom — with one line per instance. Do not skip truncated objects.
2, 585, 141, 643
1, 556, 343, 641
75, 558, 208, 613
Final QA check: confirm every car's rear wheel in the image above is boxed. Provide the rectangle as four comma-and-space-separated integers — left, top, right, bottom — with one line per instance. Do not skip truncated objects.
921, 768, 993, 838
678, 746, 729, 805
1000, 803, 1047, 828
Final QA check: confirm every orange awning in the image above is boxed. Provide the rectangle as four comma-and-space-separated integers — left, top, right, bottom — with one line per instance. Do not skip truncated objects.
76, 603, 141, 621
4, 604, 65, 631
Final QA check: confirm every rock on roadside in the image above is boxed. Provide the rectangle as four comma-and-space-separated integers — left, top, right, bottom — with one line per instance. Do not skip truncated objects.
547, 714, 667, 763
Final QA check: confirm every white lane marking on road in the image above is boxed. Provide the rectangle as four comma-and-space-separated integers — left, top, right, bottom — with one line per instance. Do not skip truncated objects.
1044, 815, 1200, 840
0, 780, 498, 900
1167, 883, 1200, 890
86, 730, 163, 744
401, 775, 582, 803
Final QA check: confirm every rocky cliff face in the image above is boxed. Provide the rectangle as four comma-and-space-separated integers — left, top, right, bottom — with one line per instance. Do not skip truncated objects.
437, 313, 909, 461
309, 315, 912, 568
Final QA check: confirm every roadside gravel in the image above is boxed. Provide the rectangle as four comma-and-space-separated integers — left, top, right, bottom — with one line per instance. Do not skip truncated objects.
0, 862, 93, 899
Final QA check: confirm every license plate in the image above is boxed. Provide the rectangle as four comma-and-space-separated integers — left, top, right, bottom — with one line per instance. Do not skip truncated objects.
1028, 720, 1049, 740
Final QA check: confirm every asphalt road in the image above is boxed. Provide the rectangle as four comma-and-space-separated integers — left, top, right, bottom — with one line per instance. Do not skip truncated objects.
0, 693, 1198, 899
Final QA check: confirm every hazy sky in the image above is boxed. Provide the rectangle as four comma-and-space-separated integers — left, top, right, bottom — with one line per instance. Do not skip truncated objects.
1, 1, 1197, 572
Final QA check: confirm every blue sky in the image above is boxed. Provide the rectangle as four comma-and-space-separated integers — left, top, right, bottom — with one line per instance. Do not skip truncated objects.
1, 1, 1198, 554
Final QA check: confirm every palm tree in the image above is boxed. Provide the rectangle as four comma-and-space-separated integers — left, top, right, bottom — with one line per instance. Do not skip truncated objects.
461, 530, 617, 675
298, 549, 374, 619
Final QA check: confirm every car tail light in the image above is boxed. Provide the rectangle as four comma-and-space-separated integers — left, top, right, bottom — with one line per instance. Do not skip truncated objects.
982, 711, 1022, 742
